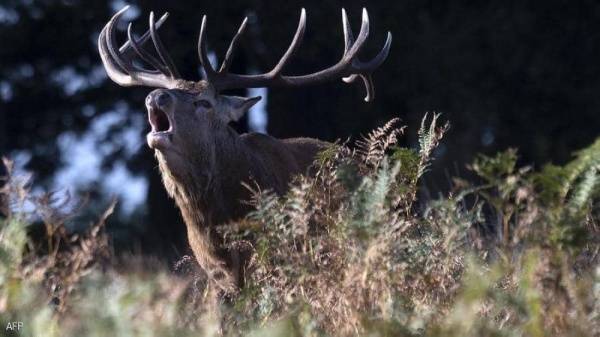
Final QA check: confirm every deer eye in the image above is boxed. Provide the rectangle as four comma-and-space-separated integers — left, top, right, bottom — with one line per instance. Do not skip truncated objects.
194, 99, 213, 109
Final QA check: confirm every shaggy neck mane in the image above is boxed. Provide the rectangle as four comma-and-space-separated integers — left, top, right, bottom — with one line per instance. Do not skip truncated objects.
156, 130, 273, 291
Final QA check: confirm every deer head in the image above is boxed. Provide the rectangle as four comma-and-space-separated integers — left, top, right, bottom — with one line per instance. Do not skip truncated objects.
98, 6, 391, 292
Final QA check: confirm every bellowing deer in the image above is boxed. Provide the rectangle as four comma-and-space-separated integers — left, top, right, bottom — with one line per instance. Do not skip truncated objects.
99, 6, 391, 292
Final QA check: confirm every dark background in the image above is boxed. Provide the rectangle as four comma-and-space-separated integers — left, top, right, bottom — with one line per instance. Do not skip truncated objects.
1, 0, 599, 262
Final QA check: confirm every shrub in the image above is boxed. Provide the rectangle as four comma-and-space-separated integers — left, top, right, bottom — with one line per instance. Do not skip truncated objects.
1, 115, 599, 336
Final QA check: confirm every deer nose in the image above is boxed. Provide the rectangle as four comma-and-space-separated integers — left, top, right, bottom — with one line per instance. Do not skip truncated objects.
146, 90, 172, 108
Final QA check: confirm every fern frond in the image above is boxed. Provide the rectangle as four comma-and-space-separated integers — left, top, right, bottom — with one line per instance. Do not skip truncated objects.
417, 113, 450, 179
343, 157, 401, 246
418, 112, 432, 156
355, 118, 405, 168
534, 138, 600, 214
565, 138, 600, 184
564, 138, 600, 212
568, 166, 599, 211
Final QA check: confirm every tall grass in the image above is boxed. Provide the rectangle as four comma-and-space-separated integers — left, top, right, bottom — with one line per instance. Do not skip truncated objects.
0, 115, 599, 336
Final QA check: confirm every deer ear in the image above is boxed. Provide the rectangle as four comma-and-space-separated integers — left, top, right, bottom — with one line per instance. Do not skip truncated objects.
220, 95, 262, 122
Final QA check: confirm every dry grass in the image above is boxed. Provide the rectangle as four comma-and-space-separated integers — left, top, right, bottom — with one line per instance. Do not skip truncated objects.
1, 116, 599, 336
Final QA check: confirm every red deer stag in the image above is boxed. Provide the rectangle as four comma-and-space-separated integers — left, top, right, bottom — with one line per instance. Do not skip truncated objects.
98, 6, 391, 293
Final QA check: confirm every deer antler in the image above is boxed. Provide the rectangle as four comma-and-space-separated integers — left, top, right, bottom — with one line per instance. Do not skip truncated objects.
100, 7, 391, 101
199, 8, 392, 101
98, 6, 183, 89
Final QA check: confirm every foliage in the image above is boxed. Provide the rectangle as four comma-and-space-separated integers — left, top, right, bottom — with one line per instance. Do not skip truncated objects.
1, 116, 600, 336
3, 1, 600, 260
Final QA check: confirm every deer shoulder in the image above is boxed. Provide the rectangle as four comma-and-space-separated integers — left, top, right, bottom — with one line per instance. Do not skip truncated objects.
242, 134, 330, 185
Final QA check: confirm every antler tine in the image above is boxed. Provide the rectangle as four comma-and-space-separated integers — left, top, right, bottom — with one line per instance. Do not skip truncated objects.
98, 6, 182, 89
149, 12, 181, 79
198, 15, 217, 80
206, 8, 306, 90
268, 8, 307, 76
201, 8, 390, 101
218, 17, 248, 74
343, 29, 392, 101
342, 9, 354, 54
127, 23, 169, 75
99, 6, 137, 86
342, 8, 370, 61
340, 8, 373, 101
119, 10, 169, 57
341, 8, 392, 101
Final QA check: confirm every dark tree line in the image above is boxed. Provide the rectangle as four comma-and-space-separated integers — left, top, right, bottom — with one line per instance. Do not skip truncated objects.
1, 0, 599, 262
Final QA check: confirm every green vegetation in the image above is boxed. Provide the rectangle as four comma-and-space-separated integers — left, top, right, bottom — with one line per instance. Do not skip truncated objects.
1, 116, 599, 336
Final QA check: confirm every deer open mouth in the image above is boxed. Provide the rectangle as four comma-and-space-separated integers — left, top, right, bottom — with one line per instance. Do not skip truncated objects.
149, 107, 173, 133
147, 107, 174, 149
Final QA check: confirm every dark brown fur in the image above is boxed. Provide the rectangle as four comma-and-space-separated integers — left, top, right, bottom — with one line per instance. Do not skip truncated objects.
147, 85, 329, 292
99, 7, 389, 293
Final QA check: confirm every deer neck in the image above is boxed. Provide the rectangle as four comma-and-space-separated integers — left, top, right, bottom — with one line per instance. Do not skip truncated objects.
157, 136, 253, 225
155, 130, 256, 290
